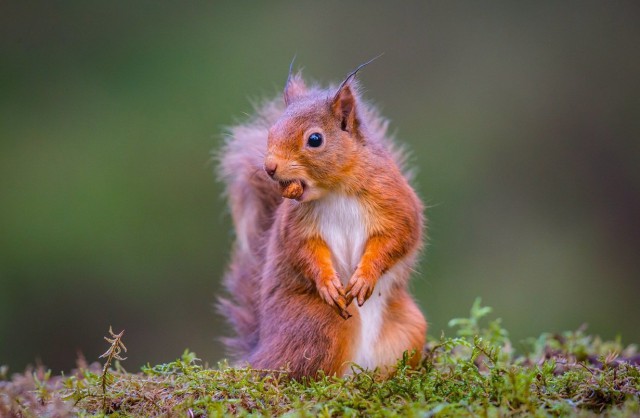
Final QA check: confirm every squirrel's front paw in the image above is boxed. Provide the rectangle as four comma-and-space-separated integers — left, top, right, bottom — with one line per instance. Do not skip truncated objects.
317, 276, 351, 320
346, 274, 376, 307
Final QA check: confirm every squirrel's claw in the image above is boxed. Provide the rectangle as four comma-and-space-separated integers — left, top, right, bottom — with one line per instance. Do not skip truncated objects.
338, 307, 352, 320
346, 274, 376, 307
318, 276, 351, 320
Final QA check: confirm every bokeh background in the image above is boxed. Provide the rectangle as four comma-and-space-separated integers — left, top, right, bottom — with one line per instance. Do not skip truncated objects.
2, 1, 639, 373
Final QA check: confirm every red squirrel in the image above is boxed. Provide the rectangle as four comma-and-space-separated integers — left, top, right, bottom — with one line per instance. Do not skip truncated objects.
218, 60, 427, 379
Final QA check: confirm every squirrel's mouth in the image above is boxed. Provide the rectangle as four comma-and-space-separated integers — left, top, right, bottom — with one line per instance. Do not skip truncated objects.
278, 179, 306, 200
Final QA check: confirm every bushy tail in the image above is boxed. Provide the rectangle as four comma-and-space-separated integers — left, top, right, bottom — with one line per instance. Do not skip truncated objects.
216, 99, 284, 360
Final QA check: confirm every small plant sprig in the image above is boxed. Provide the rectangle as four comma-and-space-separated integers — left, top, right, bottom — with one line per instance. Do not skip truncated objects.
98, 326, 127, 412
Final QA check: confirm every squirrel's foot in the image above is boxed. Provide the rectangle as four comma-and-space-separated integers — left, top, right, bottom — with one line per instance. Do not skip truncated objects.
317, 276, 351, 320
346, 273, 376, 307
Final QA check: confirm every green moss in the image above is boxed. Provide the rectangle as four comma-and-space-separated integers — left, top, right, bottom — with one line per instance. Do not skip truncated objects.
2, 299, 638, 417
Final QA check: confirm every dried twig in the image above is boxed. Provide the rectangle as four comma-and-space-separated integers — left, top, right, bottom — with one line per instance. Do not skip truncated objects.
98, 326, 127, 412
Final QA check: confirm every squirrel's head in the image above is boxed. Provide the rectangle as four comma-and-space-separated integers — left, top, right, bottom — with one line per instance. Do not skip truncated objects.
265, 64, 370, 202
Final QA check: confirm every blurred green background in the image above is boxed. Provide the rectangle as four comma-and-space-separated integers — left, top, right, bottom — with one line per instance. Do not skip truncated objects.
1, 1, 639, 373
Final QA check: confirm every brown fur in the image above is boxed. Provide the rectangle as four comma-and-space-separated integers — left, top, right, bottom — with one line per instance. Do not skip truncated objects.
218, 65, 427, 379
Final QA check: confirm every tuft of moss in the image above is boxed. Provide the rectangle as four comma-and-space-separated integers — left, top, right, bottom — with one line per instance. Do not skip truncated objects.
1, 299, 639, 417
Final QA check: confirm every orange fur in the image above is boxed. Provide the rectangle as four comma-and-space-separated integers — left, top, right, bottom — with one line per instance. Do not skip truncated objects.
218, 64, 427, 379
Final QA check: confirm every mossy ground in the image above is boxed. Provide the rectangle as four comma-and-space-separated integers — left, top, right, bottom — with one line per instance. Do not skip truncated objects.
2, 300, 639, 417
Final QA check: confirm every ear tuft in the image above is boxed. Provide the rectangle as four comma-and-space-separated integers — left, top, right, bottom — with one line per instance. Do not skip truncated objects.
284, 71, 307, 106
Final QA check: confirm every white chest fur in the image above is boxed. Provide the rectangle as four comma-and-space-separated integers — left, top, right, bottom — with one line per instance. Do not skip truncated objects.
314, 194, 367, 283
313, 194, 391, 370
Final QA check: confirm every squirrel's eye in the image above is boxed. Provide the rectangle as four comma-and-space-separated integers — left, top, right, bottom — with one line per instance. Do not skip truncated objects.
307, 132, 323, 148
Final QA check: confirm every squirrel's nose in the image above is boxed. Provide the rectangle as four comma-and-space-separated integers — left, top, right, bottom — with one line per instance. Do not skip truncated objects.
264, 161, 278, 178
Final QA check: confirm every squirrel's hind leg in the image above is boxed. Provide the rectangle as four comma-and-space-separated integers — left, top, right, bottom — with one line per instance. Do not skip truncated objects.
376, 290, 427, 373
249, 293, 360, 379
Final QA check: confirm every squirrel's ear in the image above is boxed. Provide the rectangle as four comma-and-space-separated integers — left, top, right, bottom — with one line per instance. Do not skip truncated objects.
331, 55, 382, 134
331, 83, 359, 133
284, 73, 307, 106
284, 56, 307, 105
